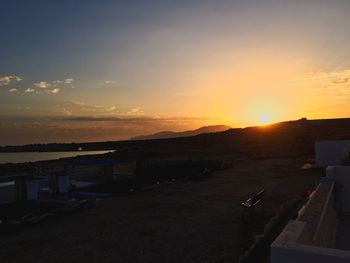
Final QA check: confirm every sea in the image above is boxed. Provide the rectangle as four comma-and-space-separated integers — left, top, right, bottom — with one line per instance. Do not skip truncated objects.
0, 151, 113, 164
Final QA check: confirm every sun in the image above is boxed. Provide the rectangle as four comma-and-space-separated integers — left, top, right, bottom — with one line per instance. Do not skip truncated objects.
258, 113, 271, 125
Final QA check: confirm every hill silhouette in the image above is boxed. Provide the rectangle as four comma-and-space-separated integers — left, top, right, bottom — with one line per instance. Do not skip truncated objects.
130, 125, 231, 140
1, 118, 350, 156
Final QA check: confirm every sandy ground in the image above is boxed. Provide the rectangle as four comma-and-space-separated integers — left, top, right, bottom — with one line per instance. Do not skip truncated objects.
0, 158, 321, 263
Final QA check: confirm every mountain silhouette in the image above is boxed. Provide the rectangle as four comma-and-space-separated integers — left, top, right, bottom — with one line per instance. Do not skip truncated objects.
130, 125, 231, 140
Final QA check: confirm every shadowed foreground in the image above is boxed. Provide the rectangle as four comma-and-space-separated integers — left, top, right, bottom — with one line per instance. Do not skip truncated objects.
0, 158, 320, 263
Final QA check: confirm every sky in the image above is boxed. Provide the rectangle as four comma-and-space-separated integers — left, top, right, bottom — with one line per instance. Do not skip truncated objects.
1, 0, 350, 145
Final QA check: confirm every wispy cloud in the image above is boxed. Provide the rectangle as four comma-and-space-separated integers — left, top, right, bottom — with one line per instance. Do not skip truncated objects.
14, 76, 22, 82
28, 77, 74, 95
291, 68, 350, 99
99, 80, 119, 87
1, 76, 71, 95
127, 107, 144, 115
103, 80, 117, 85
25, 88, 35, 93
64, 116, 152, 122
49, 88, 60, 94
107, 106, 117, 111
34, 81, 51, 89
64, 78, 74, 84
332, 77, 349, 84
61, 101, 119, 115
70, 101, 110, 110
55, 102, 151, 118
0, 114, 208, 145
0, 75, 23, 86
294, 69, 350, 85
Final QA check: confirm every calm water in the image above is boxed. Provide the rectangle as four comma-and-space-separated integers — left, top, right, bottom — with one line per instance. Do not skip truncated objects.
0, 151, 113, 164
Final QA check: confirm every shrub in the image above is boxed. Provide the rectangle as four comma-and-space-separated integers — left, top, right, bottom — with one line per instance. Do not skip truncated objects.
237, 198, 302, 263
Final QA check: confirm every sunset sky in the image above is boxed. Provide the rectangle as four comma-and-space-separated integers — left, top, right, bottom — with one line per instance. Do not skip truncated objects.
1, 0, 350, 145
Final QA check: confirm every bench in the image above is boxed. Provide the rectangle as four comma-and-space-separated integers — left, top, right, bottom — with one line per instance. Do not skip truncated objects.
241, 189, 265, 216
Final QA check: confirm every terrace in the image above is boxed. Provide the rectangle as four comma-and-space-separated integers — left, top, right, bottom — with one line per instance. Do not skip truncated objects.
271, 140, 350, 262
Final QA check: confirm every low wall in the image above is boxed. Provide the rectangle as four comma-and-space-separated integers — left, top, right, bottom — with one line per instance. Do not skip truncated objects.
272, 237, 350, 263
271, 181, 344, 262
297, 182, 337, 247
327, 166, 350, 213
312, 183, 337, 247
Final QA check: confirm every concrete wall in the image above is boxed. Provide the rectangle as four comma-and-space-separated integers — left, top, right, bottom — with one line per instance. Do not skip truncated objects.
271, 180, 345, 262
0, 181, 17, 205
26, 180, 39, 200
327, 166, 350, 213
58, 175, 70, 193
315, 141, 350, 167
312, 183, 337, 247
271, 221, 350, 263
272, 242, 350, 263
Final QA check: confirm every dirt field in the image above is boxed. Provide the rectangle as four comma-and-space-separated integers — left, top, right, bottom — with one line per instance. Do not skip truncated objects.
0, 158, 321, 263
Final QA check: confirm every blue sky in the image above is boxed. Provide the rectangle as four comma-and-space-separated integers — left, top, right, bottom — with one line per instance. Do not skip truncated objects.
1, 0, 350, 145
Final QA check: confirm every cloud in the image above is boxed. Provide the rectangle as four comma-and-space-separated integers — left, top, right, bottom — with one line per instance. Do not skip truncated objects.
104, 80, 116, 85
14, 76, 23, 82
99, 80, 119, 87
0, 114, 208, 145
290, 69, 350, 100
107, 106, 117, 111
56, 108, 72, 116
127, 107, 144, 115
50, 88, 60, 94
64, 78, 74, 84
332, 77, 349, 84
0, 75, 23, 86
70, 101, 106, 110
0, 76, 12, 86
9, 88, 18, 93
34, 81, 51, 89
61, 116, 201, 122
58, 102, 148, 117
65, 116, 152, 122
62, 115, 205, 122
29, 77, 73, 94
59, 101, 118, 116
25, 88, 35, 93
294, 69, 350, 85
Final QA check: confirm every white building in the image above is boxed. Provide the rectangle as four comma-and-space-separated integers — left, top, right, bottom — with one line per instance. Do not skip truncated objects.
315, 140, 350, 167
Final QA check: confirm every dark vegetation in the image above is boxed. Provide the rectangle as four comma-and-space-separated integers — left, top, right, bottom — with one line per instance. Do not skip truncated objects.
238, 198, 303, 262
0, 199, 94, 236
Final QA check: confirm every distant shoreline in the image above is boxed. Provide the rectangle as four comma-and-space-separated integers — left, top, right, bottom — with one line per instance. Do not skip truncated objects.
0, 150, 114, 164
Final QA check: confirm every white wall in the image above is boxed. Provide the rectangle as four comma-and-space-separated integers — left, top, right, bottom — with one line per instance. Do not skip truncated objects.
26, 180, 39, 200
327, 166, 350, 213
272, 243, 350, 263
58, 175, 70, 193
315, 141, 350, 167
271, 221, 350, 263
0, 181, 17, 205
